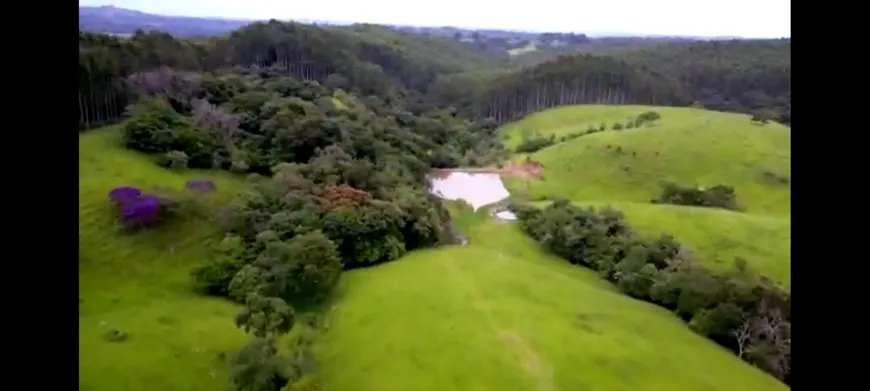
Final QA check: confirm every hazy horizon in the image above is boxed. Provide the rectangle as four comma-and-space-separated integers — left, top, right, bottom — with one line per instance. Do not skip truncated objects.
79, 0, 791, 38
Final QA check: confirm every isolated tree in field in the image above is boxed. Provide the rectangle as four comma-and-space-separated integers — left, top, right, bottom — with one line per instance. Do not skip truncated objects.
236, 293, 295, 338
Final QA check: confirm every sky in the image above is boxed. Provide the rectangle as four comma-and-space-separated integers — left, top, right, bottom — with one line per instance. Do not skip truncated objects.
79, 0, 791, 38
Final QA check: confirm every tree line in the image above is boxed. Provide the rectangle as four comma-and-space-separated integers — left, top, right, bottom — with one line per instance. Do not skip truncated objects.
464, 54, 690, 123
616, 39, 791, 124
79, 22, 790, 131
460, 39, 791, 125
511, 201, 790, 385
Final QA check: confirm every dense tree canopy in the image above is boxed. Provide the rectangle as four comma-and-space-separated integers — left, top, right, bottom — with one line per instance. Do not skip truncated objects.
467, 54, 690, 123
617, 39, 791, 124
78, 22, 791, 131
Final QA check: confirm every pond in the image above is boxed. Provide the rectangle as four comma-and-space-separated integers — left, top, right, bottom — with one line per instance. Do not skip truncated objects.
429, 172, 518, 220
429, 172, 509, 210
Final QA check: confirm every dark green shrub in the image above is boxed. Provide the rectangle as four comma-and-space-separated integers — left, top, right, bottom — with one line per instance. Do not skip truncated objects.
654, 182, 740, 211
516, 135, 556, 153
636, 111, 661, 124
164, 150, 189, 170
192, 257, 243, 296
750, 109, 778, 125
123, 97, 220, 168
103, 328, 129, 343
192, 236, 243, 294
227, 231, 342, 305
122, 97, 191, 153
564, 132, 584, 141
227, 337, 291, 391
170, 127, 219, 168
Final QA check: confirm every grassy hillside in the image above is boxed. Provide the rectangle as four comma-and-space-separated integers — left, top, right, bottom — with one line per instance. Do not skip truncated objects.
500, 105, 659, 151
532, 201, 790, 287
503, 105, 791, 218
79, 127, 249, 391
79, 106, 790, 390
313, 205, 787, 391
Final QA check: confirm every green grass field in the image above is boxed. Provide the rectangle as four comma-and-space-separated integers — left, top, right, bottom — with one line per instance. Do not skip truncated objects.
313, 205, 787, 391
79, 127, 250, 391
499, 105, 700, 151
503, 105, 790, 218
499, 104, 790, 286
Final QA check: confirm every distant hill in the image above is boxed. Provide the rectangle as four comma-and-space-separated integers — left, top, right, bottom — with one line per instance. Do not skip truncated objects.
79, 6, 257, 37
79, 6, 742, 40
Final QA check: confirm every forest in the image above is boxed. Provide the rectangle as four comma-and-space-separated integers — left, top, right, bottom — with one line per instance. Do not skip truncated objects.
79, 20, 791, 131
79, 16, 791, 391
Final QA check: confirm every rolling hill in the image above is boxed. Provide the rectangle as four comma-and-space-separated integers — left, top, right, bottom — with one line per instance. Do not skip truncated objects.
79, 127, 249, 391
78, 123, 788, 391
79, 5, 255, 37
500, 104, 790, 287
503, 105, 791, 217
77, 18, 791, 386
313, 205, 788, 391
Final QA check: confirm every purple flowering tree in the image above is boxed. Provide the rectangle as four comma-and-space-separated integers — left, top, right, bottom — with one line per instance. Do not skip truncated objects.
108, 181, 219, 232
120, 195, 162, 227
108, 186, 142, 204
108, 186, 167, 231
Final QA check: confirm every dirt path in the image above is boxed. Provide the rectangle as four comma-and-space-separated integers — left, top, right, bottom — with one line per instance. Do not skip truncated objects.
432, 160, 545, 180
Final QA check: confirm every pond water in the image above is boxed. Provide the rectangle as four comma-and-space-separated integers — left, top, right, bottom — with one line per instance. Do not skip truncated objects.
429, 172, 511, 211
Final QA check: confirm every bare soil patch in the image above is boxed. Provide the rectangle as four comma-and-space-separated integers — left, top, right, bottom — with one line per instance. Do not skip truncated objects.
431, 159, 544, 180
